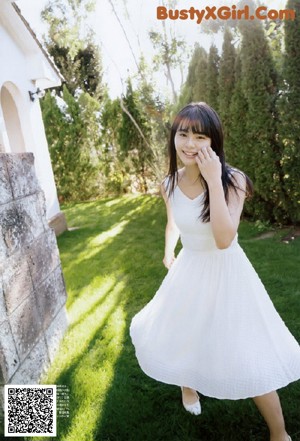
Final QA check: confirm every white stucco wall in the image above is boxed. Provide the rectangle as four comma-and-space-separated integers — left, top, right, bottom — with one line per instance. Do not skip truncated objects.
0, 1, 62, 220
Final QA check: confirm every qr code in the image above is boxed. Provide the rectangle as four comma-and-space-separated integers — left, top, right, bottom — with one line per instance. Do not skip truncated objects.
4, 385, 57, 437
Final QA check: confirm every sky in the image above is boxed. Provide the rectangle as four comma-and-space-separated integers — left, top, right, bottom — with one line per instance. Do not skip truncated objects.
15, 0, 286, 99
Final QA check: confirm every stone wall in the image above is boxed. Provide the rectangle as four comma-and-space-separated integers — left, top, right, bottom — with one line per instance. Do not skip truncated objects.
0, 153, 68, 413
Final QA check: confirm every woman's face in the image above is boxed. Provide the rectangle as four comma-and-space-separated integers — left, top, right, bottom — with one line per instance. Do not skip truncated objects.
174, 128, 211, 165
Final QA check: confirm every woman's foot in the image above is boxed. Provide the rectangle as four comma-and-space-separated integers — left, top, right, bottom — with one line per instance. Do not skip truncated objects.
181, 386, 201, 415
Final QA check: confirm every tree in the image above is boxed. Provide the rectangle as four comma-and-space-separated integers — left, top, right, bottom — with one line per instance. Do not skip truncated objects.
40, 0, 107, 200
132, 57, 170, 184
218, 27, 236, 141
41, 86, 101, 201
118, 80, 153, 192
237, 4, 283, 221
264, 20, 284, 74
178, 44, 208, 109
46, 42, 104, 98
41, 0, 96, 57
226, 52, 248, 169
99, 95, 125, 194
100, 58, 169, 194
149, 8, 189, 103
277, 0, 300, 223
42, 1, 103, 98
206, 44, 220, 111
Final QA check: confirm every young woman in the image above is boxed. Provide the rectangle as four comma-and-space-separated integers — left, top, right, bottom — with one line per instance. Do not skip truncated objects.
130, 102, 300, 441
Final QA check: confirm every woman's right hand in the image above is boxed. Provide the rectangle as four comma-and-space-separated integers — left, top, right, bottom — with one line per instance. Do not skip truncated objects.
163, 253, 176, 270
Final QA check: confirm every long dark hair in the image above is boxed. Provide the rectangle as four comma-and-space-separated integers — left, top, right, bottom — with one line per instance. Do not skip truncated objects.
165, 102, 253, 222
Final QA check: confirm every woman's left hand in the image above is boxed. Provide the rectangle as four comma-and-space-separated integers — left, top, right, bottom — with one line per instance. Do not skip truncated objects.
195, 146, 222, 186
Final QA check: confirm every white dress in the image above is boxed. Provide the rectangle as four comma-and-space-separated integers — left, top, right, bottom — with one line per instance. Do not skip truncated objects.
130, 184, 300, 399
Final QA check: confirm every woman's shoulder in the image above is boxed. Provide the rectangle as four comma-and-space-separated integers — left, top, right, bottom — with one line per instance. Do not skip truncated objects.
161, 170, 180, 190
161, 171, 181, 201
227, 165, 253, 197
161, 176, 169, 191
228, 166, 246, 182
227, 165, 244, 176
160, 176, 170, 201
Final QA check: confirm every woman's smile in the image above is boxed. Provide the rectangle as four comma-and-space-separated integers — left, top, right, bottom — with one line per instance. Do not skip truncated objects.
175, 128, 211, 164
182, 150, 198, 158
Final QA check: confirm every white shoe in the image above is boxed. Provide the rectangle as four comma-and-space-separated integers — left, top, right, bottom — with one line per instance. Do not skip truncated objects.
181, 387, 201, 415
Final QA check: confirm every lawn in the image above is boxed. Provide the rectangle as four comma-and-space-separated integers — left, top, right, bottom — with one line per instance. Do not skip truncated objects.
32, 195, 300, 441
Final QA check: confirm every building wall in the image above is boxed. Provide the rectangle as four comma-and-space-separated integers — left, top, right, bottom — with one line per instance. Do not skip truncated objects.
0, 153, 68, 414
0, 2, 65, 225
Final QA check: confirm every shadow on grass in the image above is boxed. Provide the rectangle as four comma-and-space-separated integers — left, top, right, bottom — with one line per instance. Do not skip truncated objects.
50, 195, 167, 440
59, 195, 160, 309
52, 195, 300, 441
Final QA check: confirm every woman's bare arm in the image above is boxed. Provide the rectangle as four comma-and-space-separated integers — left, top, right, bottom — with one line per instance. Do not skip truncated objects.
161, 183, 180, 268
196, 147, 246, 249
207, 172, 246, 249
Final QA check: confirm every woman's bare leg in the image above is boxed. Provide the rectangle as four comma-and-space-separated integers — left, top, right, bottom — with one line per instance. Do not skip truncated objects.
253, 391, 290, 441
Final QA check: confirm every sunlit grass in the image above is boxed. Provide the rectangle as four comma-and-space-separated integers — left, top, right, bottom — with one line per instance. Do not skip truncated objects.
26, 195, 300, 441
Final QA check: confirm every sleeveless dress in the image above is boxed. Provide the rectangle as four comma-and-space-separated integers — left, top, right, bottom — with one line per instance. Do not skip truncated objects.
130, 183, 300, 399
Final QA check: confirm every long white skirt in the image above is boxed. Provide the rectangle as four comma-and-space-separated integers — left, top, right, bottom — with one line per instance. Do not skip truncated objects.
130, 245, 300, 399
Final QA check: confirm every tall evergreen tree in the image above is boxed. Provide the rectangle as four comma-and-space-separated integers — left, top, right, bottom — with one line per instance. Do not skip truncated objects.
41, 86, 100, 201
206, 44, 220, 111
118, 80, 152, 192
40, 0, 106, 200
100, 95, 126, 194
192, 46, 208, 104
178, 44, 208, 108
238, 5, 282, 220
226, 52, 248, 169
133, 57, 170, 183
218, 27, 236, 141
278, 0, 300, 223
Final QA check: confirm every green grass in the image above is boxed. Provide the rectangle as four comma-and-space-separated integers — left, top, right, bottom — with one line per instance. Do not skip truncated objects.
29, 195, 300, 441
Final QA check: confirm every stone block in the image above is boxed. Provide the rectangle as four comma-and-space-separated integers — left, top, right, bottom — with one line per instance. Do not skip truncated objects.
0, 155, 13, 205
0, 203, 25, 258
0, 321, 19, 384
2, 253, 33, 315
10, 337, 50, 385
0, 284, 7, 326
45, 306, 68, 363
0, 230, 7, 261
15, 193, 45, 239
35, 271, 62, 331
0, 193, 46, 259
53, 265, 67, 307
27, 230, 60, 289
0, 202, 36, 258
0, 152, 67, 397
9, 293, 42, 362
36, 190, 48, 231
5, 153, 41, 200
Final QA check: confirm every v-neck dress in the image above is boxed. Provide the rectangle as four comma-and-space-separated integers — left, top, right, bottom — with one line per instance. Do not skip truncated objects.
129, 182, 300, 399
